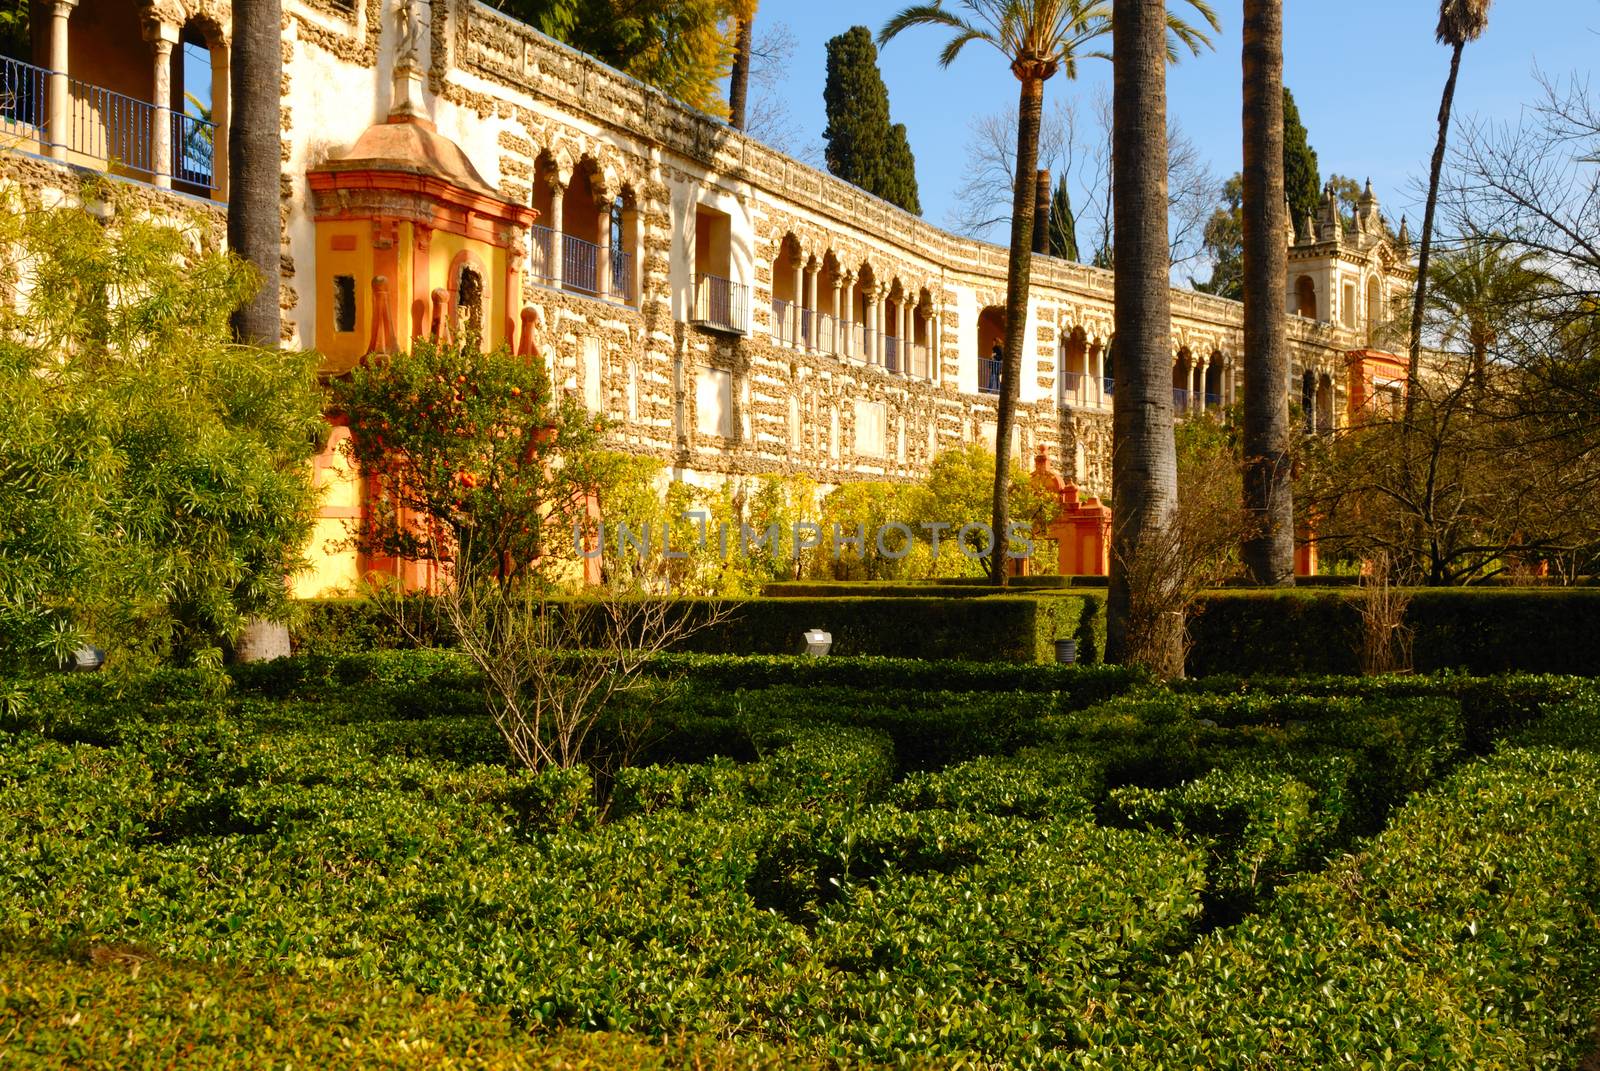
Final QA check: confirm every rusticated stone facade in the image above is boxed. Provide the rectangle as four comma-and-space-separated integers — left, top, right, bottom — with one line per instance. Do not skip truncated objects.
3, 0, 1416, 590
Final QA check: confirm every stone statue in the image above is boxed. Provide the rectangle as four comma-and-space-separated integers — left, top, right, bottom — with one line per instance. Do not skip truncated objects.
395, 0, 423, 67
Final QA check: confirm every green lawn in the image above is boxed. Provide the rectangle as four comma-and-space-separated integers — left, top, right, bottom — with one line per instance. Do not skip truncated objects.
2, 655, 1598, 1068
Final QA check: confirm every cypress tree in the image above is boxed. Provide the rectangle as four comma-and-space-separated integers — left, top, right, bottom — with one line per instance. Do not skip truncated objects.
823, 26, 921, 214
1048, 175, 1079, 261
1282, 87, 1321, 234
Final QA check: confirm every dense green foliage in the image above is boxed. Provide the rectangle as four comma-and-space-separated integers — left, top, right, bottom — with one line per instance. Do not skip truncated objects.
3, 656, 1598, 1066
1282, 87, 1322, 234
490, 0, 737, 115
0, 194, 323, 669
1047, 173, 1079, 261
822, 27, 921, 214
332, 338, 611, 582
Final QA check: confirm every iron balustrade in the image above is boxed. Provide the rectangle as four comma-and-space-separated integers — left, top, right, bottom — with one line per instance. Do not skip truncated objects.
610, 249, 633, 302
1, 56, 218, 192
1205, 392, 1222, 409
528, 225, 556, 286
814, 312, 837, 354
884, 334, 900, 373
770, 297, 794, 344
1103, 376, 1115, 396
694, 274, 748, 333
980, 356, 1003, 394
1173, 388, 1192, 410
1, 55, 47, 136
562, 233, 599, 296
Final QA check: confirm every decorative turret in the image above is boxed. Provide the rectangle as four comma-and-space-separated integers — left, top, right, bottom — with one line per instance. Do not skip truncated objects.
1283, 194, 1297, 246
1396, 215, 1411, 253
1356, 178, 1380, 236
1319, 183, 1341, 246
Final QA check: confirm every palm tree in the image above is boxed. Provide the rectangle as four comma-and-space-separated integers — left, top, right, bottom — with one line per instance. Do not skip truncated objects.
230, 0, 288, 660
1240, 0, 1293, 586
880, 0, 1215, 585
1106, 0, 1182, 667
1427, 238, 1555, 388
1406, 0, 1492, 422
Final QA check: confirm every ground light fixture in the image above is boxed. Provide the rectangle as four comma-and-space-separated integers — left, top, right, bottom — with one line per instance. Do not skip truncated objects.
803, 629, 832, 657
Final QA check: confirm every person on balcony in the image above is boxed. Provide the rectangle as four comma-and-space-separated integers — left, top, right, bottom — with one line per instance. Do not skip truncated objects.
987, 343, 1003, 392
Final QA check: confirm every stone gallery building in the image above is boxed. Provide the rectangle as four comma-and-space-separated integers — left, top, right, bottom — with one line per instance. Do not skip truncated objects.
0, 0, 1416, 592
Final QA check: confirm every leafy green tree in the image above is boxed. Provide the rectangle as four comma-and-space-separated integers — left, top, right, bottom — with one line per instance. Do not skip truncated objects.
1048, 173, 1080, 261
332, 339, 610, 584
0, 195, 323, 668
910, 444, 1046, 576
1193, 174, 1243, 298
823, 26, 921, 214
493, 0, 736, 115
1282, 87, 1321, 233
0, 0, 27, 60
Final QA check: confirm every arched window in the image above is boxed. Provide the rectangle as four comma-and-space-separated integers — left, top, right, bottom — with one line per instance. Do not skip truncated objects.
456, 266, 483, 346
1295, 276, 1318, 320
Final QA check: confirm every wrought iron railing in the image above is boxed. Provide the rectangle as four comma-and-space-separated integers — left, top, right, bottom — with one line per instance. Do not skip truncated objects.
770, 297, 794, 344
1173, 388, 1192, 410
528, 225, 556, 286
1103, 376, 1115, 396
562, 233, 599, 296
610, 249, 633, 302
1, 56, 218, 193
1204, 391, 1222, 409
884, 334, 900, 373
694, 274, 748, 333
980, 357, 1003, 394
814, 312, 837, 355
1, 55, 47, 134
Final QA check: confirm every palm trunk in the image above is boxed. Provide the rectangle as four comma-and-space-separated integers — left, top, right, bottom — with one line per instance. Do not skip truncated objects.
728, 16, 754, 131
230, 0, 289, 661
1107, 0, 1179, 666
1406, 41, 1464, 424
229, 0, 282, 347
989, 74, 1044, 585
1240, 0, 1294, 585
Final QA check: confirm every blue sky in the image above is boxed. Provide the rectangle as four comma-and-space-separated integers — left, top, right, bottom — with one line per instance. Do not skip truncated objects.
754, 0, 1600, 237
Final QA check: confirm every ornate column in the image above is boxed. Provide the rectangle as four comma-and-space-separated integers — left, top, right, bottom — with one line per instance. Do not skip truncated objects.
210, 39, 229, 199
902, 301, 913, 375
1193, 357, 1207, 412
545, 175, 565, 289
829, 274, 843, 355
789, 256, 803, 347
595, 195, 612, 300
876, 289, 888, 366
864, 287, 878, 366
803, 262, 819, 352
930, 308, 942, 384
47, 0, 78, 161
144, 18, 179, 187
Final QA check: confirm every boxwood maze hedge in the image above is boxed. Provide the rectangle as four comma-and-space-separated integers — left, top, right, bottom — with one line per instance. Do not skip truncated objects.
2, 658, 1599, 1067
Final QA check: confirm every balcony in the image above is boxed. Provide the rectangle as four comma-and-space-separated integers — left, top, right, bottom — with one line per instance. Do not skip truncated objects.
526, 225, 633, 303
1, 55, 219, 198
694, 274, 749, 334
980, 356, 1003, 395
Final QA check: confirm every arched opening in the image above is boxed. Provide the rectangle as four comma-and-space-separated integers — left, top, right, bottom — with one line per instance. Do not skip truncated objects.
912, 287, 934, 379
1205, 355, 1225, 410
1172, 348, 1193, 413
530, 155, 559, 286
884, 279, 906, 372
559, 160, 605, 296
817, 252, 842, 354
173, 17, 225, 196
1295, 275, 1318, 320
771, 235, 801, 346
1316, 373, 1335, 434
607, 189, 639, 304
455, 264, 484, 348
977, 306, 1006, 394
849, 264, 876, 362
1060, 327, 1089, 407
1300, 369, 1317, 433
1365, 276, 1382, 332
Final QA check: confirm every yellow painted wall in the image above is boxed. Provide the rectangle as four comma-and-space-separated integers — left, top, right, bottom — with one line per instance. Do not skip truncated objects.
293, 424, 363, 598
314, 227, 377, 364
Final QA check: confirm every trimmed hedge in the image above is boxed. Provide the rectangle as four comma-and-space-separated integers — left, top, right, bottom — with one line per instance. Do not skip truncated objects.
1189, 587, 1600, 676
760, 575, 1107, 596
291, 594, 1105, 665
1082, 746, 1600, 1067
